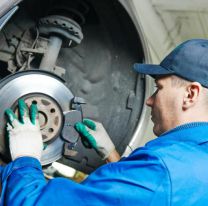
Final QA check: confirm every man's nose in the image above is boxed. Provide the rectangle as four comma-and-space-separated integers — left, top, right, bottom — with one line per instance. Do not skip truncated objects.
146, 95, 154, 107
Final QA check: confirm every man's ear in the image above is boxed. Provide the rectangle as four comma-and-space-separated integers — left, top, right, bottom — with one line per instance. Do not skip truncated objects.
182, 82, 202, 110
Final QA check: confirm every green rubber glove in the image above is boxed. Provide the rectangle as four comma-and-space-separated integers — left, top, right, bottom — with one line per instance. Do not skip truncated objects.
5, 99, 43, 161
75, 119, 115, 160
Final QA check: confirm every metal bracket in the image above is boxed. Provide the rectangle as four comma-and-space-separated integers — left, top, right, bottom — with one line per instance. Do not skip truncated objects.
71, 96, 86, 112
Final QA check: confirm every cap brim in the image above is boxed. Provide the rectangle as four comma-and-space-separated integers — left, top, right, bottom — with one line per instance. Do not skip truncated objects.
133, 63, 174, 77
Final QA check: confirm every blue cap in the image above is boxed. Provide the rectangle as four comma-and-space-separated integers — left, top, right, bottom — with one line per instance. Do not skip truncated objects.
134, 39, 208, 88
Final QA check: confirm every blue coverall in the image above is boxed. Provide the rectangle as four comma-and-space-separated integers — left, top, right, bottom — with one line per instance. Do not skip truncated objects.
1, 122, 208, 205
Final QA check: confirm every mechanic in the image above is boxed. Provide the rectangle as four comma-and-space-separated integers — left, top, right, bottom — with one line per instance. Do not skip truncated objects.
1, 38, 208, 205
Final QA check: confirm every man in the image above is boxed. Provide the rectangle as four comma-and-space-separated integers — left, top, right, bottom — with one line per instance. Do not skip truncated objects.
1, 38, 208, 205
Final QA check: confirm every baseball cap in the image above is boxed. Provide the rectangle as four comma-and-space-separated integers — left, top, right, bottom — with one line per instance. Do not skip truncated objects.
133, 39, 208, 88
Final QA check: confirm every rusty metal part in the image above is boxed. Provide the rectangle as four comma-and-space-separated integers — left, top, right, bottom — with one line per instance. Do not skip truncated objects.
38, 15, 83, 73
14, 13, 84, 74
25, 95, 62, 143
38, 15, 83, 47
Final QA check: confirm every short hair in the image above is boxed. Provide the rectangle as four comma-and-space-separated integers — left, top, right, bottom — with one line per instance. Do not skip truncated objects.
171, 75, 208, 107
170, 75, 190, 88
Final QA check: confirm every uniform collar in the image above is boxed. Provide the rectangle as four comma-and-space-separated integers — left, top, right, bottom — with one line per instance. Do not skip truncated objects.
146, 122, 208, 147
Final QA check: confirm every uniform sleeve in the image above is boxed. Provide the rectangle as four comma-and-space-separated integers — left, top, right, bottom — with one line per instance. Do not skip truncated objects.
0, 150, 170, 206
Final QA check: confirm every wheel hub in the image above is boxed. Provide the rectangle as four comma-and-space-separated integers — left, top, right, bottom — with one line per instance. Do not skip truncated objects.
15, 94, 63, 143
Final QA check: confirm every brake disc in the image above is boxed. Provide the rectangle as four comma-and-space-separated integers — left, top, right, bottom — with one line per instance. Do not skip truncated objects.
0, 70, 74, 165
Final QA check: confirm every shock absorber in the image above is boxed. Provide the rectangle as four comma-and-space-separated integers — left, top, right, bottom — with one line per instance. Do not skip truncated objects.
38, 15, 83, 72
38, 0, 89, 72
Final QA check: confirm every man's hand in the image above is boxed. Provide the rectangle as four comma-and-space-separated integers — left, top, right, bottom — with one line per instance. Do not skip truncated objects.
75, 119, 119, 160
5, 99, 42, 161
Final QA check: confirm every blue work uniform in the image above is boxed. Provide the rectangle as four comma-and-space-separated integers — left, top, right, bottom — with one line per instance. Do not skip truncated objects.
1, 122, 208, 205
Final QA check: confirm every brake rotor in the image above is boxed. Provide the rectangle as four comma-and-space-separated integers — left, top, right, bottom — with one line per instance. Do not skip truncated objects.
0, 70, 74, 165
